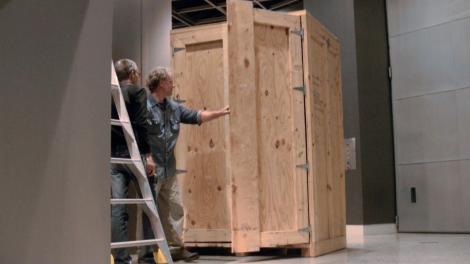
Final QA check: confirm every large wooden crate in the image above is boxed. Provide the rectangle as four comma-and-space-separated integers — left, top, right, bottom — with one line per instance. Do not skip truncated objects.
171, 0, 345, 257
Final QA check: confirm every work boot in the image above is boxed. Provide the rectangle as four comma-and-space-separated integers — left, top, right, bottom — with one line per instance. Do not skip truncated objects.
172, 248, 199, 262
138, 258, 155, 264
138, 253, 156, 264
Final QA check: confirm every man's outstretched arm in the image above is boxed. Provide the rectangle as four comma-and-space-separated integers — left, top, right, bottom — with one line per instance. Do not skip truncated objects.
200, 106, 230, 123
180, 105, 230, 125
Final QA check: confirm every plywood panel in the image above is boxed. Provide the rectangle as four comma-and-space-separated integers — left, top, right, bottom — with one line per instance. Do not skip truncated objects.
253, 8, 308, 244
295, 10, 346, 256
255, 23, 296, 231
172, 28, 230, 243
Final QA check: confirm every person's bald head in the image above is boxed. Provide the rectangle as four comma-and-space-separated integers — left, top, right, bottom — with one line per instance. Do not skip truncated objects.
114, 59, 140, 85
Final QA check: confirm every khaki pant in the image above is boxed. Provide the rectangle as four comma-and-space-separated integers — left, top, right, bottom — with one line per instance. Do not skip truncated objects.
153, 176, 184, 247
140, 176, 184, 261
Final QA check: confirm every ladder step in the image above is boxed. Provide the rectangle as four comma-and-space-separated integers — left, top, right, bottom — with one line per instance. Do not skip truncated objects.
110, 158, 142, 164
111, 198, 153, 205
111, 119, 130, 126
111, 238, 164, 249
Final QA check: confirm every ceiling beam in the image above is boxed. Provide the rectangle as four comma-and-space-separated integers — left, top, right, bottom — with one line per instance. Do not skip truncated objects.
172, 0, 302, 29
195, 16, 227, 25
253, 0, 267, 9
172, 11, 193, 26
203, 0, 226, 15
173, 23, 187, 29
270, 0, 300, 10
178, 3, 227, 14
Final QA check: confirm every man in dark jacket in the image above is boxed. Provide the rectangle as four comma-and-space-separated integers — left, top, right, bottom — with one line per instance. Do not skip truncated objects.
111, 59, 156, 264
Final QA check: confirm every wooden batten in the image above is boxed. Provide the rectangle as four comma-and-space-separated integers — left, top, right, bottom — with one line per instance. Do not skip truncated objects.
227, 0, 261, 253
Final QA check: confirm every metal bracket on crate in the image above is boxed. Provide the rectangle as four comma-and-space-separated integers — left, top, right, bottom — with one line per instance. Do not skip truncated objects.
296, 163, 309, 171
290, 28, 304, 39
298, 226, 312, 234
293, 86, 306, 94
173, 47, 185, 53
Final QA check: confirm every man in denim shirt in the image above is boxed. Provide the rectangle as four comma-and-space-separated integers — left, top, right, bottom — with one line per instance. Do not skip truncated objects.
140, 67, 230, 262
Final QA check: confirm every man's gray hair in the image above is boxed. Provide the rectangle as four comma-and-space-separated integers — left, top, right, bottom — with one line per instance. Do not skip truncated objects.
114, 59, 138, 82
147, 67, 172, 93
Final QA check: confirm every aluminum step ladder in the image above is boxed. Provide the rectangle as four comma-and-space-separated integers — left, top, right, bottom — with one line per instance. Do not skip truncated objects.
110, 62, 173, 264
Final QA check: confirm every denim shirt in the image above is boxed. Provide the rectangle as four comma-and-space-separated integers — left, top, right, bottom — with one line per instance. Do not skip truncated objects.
147, 96, 201, 179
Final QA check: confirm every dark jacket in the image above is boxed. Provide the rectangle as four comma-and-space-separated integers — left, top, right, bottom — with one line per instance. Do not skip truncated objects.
111, 83, 151, 156
147, 96, 201, 179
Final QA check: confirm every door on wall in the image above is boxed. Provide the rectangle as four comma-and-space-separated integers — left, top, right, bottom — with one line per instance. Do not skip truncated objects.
387, 0, 470, 232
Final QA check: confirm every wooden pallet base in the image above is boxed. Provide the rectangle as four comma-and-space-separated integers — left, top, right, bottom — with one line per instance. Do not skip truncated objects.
185, 242, 310, 248
185, 236, 346, 257
185, 242, 232, 248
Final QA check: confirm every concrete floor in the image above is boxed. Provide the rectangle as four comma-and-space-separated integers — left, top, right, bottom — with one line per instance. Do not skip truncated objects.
181, 234, 470, 264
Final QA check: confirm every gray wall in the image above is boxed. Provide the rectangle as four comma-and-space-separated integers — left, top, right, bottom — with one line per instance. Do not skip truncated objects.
113, 0, 172, 85
304, 0, 396, 225
354, 0, 396, 225
142, 0, 172, 76
113, 0, 142, 70
387, 0, 470, 232
112, 0, 171, 241
0, 0, 112, 263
